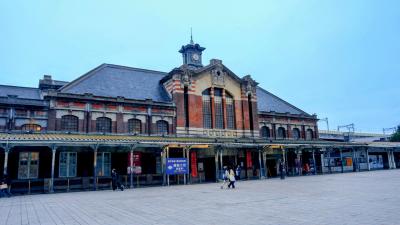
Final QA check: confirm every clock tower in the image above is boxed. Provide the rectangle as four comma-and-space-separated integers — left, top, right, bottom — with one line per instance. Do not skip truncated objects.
179, 35, 205, 68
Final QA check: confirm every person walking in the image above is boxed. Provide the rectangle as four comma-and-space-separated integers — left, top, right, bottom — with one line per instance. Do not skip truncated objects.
235, 165, 241, 181
220, 166, 229, 189
227, 168, 236, 189
111, 169, 124, 191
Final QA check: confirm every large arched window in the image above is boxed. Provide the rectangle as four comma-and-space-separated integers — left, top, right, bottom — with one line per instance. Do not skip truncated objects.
21, 124, 41, 132
156, 120, 169, 135
260, 126, 270, 138
277, 127, 286, 139
226, 93, 235, 129
292, 128, 300, 140
128, 119, 141, 134
96, 117, 112, 133
61, 115, 79, 132
202, 89, 212, 129
306, 129, 314, 140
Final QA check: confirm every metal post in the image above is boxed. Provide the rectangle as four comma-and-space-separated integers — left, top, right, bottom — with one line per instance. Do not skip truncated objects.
366, 148, 371, 171
320, 149, 325, 175
183, 147, 186, 185
340, 148, 344, 173
214, 148, 219, 182
167, 147, 170, 186
93, 146, 98, 190
312, 148, 316, 175
187, 148, 191, 184
388, 150, 393, 169
258, 149, 262, 179
352, 148, 357, 172
50, 146, 56, 193
3, 147, 9, 177
262, 150, 267, 179
162, 148, 166, 186
130, 149, 133, 188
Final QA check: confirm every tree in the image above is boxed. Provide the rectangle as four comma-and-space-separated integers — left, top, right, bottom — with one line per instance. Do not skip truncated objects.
390, 126, 400, 142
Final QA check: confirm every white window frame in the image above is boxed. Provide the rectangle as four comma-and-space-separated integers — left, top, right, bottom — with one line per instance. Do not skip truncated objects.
18, 152, 39, 179
96, 152, 111, 177
59, 152, 77, 178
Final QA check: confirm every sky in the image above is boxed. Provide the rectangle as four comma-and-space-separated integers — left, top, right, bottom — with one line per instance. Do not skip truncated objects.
0, 0, 399, 133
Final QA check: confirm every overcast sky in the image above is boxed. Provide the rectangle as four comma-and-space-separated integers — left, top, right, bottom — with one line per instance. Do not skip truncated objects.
0, 0, 399, 133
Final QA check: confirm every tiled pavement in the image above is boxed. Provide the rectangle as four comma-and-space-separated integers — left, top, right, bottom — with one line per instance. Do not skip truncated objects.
1, 170, 399, 225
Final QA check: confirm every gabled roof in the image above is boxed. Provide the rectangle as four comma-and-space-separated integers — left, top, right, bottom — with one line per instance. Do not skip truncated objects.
59, 64, 171, 102
256, 87, 310, 116
0, 85, 42, 100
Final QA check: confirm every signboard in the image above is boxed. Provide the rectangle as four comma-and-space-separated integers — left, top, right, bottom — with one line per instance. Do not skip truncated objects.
128, 152, 142, 174
246, 151, 253, 168
191, 151, 198, 177
166, 158, 188, 175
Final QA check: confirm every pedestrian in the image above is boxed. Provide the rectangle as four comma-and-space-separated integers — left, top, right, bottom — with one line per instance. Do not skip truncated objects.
235, 165, 241, 181
304, 163, 310, 175
0, 175, 11, 198
220, 166, 229, 189
227, 168, 236, 189
111, 169, 124, 191
279, 159, 285, 180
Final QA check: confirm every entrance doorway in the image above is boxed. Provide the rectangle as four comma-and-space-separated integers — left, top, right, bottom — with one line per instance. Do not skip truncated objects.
266, 158, 278, 178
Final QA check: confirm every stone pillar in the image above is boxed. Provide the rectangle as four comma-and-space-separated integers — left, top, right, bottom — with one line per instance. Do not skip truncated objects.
93, 146, 98, 190
340, 148, 344, 173
130, 149, 133, 188
162, 148, 166, 186
262, 150, 267, 179
320, 149, 325, 175
258, 149, 262, 179
50, 146, 57, 193
183, 147, 187, 185
312, 148, 316, 175
214, 148, 219, 182
3, 147, 9, 177
297, 149, 302, 176
366, 148, 370, 171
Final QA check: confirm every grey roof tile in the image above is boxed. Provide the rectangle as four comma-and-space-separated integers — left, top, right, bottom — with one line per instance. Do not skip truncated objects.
256, 87, 309, 115
0, 85, 42, 99
60, 64, 171, 102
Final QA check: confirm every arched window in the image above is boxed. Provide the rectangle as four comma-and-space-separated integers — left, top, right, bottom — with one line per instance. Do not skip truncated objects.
128, 119, 141, 134
156, 120, 169, 135
21, 124, 41, 132
292, 128, 300, 140
226, 93, 235, 129
214, 88, 224, 129
306, 129, 314, 140
260, 126, 270, 138
277, 127, 286, 139
202, 89, 212, 129
96, 117, 112, 133
61, 115, 79, 132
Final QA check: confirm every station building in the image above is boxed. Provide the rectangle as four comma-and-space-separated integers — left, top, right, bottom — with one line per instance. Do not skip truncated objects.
0, 40, 399, 194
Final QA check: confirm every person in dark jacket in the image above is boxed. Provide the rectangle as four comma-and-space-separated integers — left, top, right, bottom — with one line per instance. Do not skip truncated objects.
111, 169, 124, 191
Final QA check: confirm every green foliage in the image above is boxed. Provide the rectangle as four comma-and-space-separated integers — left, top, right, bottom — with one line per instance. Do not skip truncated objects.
390, 126, 400, 142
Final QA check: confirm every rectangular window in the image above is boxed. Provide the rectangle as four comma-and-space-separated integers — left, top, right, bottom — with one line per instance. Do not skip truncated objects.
96, 152, 111, 177
18, 152, 39, 179
59, 152, 77, 177
214, 96, 224, 129
226, 97, 235, 129
202, 95, 212, 129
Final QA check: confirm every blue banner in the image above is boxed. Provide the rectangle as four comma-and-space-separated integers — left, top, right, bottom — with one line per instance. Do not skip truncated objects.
166, 158, 188, 175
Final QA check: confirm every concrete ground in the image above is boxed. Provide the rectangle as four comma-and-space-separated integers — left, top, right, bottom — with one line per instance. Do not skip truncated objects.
1, 170, 399, 225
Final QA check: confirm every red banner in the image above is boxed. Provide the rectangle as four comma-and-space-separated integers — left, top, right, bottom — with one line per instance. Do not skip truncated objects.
246, 150, 252, 168
191, 151, 198, 177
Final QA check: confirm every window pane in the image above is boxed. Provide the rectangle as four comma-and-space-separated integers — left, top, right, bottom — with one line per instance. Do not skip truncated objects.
156, 121, 168, 135
96, 153, 103, 176
96, 117, 112, 133
128, 119, 141, 134
202, 95, 212, 129
226, 96, 235, 130
68, 152, 77, 177
214, 96, 224, 129
61, 115, 79, 132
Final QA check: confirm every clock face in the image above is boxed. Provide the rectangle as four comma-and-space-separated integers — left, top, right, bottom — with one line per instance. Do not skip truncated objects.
192, 53, 200, 61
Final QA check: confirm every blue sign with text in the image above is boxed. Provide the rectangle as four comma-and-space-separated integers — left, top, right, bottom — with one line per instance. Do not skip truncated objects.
166, 158, 188, 175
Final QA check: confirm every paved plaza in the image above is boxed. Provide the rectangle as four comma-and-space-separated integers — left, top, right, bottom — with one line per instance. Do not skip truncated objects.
1, 170, 399, 225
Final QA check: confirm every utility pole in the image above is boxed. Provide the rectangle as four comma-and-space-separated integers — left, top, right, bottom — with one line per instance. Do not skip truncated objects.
319, 117, 329, 131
